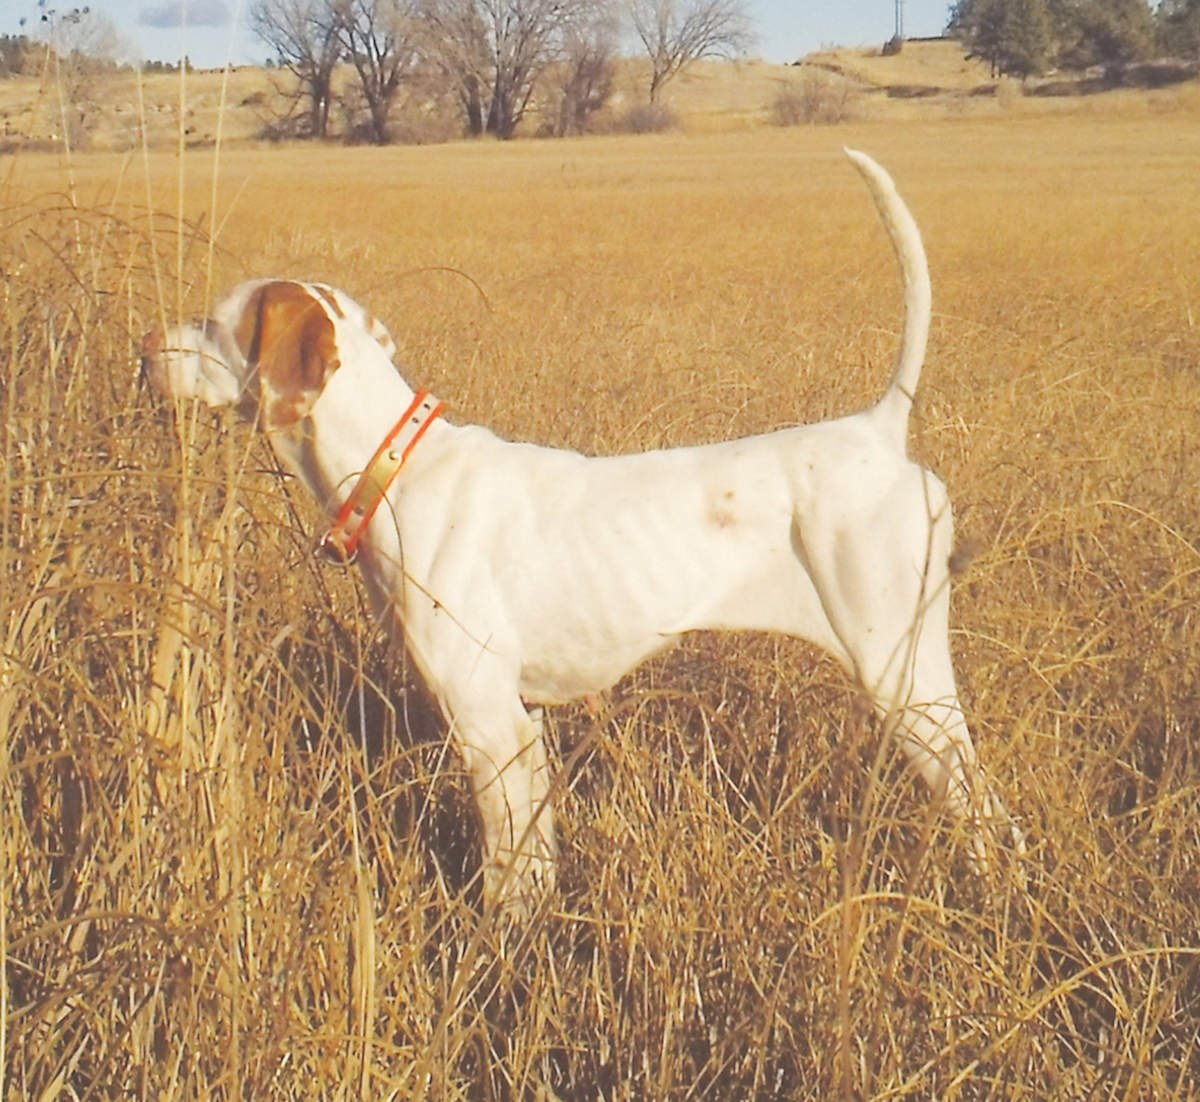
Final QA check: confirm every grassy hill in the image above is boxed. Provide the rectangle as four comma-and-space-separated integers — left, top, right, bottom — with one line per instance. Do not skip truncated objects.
1, 38, 1197, 152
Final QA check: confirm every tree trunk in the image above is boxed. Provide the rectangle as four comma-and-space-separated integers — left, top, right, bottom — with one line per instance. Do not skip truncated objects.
310, 78, 331, 138
648, 65, 664, 104
486, 81, 514, 139
462, 73, 484, 136
370, 100, 389, 143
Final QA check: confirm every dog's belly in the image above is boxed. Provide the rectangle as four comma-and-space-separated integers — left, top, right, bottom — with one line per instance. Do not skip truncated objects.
507, 537, 699, 704
518, 631, 681, 705
503, 514, 837, 705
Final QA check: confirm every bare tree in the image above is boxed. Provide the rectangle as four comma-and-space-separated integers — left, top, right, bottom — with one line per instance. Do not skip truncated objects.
628, 0, 753, 103
249, 0, 343, 138
416, 0, 489, 134
482, 0, 558, 138
35, 6, 127, 148
334, 0, 423, 143
549, 8, 618, 135
421, 0, 609, 139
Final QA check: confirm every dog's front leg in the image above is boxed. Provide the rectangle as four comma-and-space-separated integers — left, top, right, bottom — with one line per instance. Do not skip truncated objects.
444, 691, 557, 919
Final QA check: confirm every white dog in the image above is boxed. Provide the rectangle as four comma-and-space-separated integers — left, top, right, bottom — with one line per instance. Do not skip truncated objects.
144, 149, 1016, 917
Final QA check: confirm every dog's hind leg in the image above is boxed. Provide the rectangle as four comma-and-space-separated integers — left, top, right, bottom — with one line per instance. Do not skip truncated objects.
794, 470, 1018, 860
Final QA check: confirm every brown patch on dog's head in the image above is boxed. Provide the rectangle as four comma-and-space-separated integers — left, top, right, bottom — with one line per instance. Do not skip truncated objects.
233, 281, 340, 428
310, 284, 346, 319
314, 282, 396, 360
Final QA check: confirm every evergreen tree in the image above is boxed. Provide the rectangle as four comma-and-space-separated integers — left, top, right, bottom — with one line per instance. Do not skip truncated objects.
1055, 0, 1155, 72
948, 0, 1053, 77
950, 0, 1157, 75
1003, 0, 1055, 75
1158, 0, 1200, 58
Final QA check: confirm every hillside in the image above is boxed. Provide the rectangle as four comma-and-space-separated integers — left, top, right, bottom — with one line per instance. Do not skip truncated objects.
0, 38, 1197, 153
805, 37, 998, 93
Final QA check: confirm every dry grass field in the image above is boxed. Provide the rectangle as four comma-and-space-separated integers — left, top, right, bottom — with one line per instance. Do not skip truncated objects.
3, 73, 1200, 1099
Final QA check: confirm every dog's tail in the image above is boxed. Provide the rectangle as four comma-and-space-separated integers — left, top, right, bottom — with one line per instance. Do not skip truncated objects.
843, 147, 931, 446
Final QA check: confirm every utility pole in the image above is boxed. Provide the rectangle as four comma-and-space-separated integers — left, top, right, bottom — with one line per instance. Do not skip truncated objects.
894, 0, 905, 40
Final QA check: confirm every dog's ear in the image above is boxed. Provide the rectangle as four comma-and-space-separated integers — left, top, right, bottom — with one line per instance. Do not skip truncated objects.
233, 281, 340, 428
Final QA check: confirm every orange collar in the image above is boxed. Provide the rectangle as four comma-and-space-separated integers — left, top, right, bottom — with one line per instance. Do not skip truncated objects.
319, 390, 445, 564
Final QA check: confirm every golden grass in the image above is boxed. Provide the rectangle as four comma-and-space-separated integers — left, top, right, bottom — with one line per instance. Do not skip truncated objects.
3, 102, 1200, 1098
805, 40, 997, 91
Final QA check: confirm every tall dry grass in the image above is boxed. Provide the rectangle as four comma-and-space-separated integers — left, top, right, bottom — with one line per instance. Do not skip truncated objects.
2, 103, 1200, 1098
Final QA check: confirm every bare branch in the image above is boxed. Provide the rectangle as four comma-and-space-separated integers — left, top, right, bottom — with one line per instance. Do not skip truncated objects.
249, 0, 343, 137
420, 0, 612, 138
628, 0, 753, 102
332, 0, 423, 143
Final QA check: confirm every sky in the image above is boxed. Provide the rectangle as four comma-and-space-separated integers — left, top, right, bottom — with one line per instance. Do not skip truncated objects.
2, 1, 956, 71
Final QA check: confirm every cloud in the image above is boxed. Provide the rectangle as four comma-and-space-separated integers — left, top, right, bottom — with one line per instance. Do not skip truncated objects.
139, 1, 232, 30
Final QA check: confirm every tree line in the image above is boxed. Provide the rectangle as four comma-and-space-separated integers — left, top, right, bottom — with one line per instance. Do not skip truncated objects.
949, 0, 1200, 80
4, 0, 1200, 147
248, 0, 752, 143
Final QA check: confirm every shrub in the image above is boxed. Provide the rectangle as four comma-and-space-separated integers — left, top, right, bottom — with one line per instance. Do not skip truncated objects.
620, 101, 678, 134
773, 68, 860, 125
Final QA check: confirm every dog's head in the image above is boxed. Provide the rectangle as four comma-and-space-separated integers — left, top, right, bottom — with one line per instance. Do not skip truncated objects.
142, 280, 397, 429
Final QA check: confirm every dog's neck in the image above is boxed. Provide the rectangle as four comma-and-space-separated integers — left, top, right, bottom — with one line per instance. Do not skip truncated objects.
318, 390, 446, 562
266, 339, 448, 536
